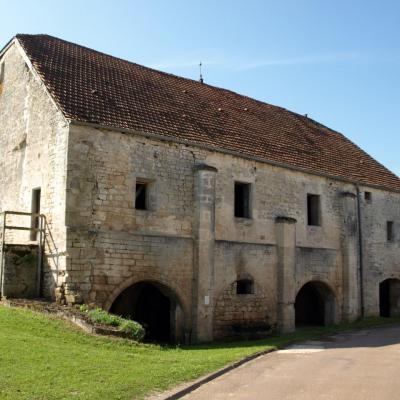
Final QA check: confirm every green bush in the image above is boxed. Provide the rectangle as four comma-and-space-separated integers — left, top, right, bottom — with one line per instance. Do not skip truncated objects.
79, 304, 89, 313
87, 308, 121, 327
119, 319, 146, 340
81, 306, 145, 341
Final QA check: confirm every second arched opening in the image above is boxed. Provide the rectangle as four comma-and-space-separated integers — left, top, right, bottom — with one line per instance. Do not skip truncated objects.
295, 281, 336, 327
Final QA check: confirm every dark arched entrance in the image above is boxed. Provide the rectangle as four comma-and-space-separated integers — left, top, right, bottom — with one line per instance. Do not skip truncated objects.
295, 281, 336, 327
110, 281, 183, 342
379, 279, 400, 317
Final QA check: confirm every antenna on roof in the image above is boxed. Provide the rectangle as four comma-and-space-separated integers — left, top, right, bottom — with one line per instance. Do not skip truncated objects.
199, 62, 204, 83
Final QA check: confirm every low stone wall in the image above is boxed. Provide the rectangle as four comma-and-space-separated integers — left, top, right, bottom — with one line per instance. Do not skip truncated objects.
213, 281, 273, 340
2, 244, 38, 298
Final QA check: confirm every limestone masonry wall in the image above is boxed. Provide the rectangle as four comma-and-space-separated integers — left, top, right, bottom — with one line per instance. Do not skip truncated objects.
0, 42, 68, 297
362, 190, 400, 315
64, 121, 400, 341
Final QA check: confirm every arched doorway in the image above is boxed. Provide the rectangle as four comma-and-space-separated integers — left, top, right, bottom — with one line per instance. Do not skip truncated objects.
295, 281, 336, 327
379, 279, 400, 317
110, 281, 183, 343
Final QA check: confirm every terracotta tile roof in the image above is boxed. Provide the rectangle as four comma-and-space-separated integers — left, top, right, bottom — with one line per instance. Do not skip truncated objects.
14, 34, 400, 191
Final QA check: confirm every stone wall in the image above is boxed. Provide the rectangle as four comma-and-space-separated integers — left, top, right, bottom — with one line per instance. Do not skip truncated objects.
213, 280, 273, 340
213, 241, 276, 339
64, 125, 198, 337
66, 229, 193, 313
0, 41, 69, 297
361, 189, 400, 316
64, 122, 400, 341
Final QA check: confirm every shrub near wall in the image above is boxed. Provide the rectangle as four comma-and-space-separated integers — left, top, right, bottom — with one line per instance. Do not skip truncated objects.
80, 305, 145, 341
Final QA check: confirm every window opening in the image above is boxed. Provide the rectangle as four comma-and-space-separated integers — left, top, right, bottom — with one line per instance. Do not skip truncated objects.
234, 182, 251, 218
307, 194, 320, 226
387, 221, 394, 242
135, 182, 148, 210
236, 279, 253, 295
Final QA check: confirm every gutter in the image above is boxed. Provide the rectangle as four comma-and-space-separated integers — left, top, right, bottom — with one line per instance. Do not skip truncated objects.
0, 212, 6, 297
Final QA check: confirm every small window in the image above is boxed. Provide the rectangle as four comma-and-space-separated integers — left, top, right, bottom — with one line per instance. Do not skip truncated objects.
307, 194, 320, 226
365, 192, 372, 202
387, 221, 394, 242
30, 188, 41, 241
234, 182, 251, 218
236, 279, 253, 295
135, 182, 148, 210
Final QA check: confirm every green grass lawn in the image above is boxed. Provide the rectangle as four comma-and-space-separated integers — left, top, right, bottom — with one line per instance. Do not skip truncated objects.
1, 306, 399, 400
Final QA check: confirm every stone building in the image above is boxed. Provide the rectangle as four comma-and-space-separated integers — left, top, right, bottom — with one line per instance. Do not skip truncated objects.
1, 34, 400, 343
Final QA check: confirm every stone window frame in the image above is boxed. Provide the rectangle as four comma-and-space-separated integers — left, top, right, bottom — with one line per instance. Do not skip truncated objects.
134, 177, 155, 212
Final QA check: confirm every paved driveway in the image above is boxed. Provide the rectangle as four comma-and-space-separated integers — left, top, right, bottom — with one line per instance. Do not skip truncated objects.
182, 325, 400, 400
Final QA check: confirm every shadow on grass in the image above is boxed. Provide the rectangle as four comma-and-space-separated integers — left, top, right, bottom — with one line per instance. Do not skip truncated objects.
176, 316, 400, 351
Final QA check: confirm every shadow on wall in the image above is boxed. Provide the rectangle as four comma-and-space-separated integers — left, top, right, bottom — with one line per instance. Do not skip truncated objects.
1, 244, 61, 301
1, 244, 39, 298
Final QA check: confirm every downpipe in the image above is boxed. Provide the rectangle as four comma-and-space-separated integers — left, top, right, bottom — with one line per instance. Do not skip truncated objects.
355, 185, 365, 317
0, 212, 5, 298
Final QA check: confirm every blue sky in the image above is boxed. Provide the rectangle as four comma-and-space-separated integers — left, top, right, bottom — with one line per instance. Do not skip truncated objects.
2, 0, 400, 175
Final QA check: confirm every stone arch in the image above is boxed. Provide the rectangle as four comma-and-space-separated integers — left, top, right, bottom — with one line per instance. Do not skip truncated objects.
104, 277, 188, 343
295, 280, 336, 327
379, 278, 400, 317
213, 279, 273, 340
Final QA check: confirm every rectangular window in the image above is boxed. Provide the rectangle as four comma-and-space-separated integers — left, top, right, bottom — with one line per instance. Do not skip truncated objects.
135, 182, 148, 210
236, 279, 254, 295
234, 182, 251, 218
365, 192, 372, 202
387, 221, 394, 242
307, 194, 320, 226
30, 188, 41, 241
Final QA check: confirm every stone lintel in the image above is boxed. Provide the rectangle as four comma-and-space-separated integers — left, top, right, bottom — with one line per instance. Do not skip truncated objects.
341, 191, 357, 198
194, 163, 218, 173
275, 216, 297, 224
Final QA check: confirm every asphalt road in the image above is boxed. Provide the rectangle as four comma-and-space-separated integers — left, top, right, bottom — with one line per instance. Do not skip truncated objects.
182, 325, 400, 400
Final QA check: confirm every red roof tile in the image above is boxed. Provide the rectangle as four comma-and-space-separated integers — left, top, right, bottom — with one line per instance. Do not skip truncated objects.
14, 34, 400, 191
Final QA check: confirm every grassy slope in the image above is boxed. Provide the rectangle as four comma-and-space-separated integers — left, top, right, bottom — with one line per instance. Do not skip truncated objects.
0, 306, 399, 400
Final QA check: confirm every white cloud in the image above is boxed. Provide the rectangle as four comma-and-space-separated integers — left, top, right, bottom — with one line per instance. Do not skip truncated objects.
235, 52, 361, 71
148, 59, 220, 70
148, 52, 363, 72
